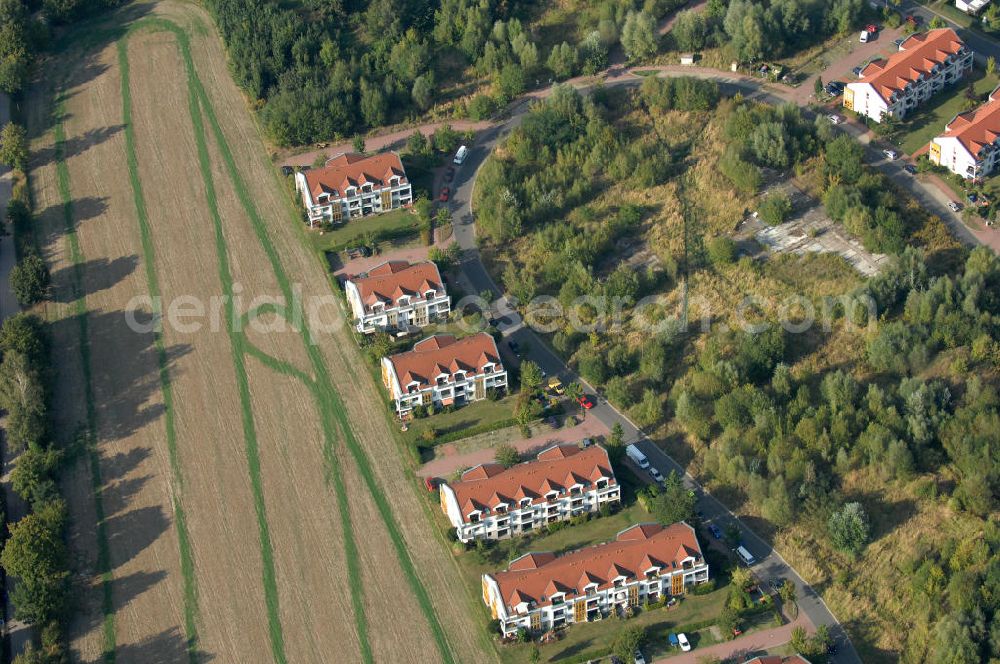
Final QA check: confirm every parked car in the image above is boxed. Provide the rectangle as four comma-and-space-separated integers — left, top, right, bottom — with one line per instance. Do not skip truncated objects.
968, 192, 979, 204
581, 437, 594, 448
882, 149, 898, 160
577, 394, 594, 410
948, 201, 963, 212
633, 652, 646, 664
439, 186, 450, 202
668, 633, 679, 648
280, 165, 293, 176
626, 444, 650, 469
547, 376, 565, 395
893, 37, 905, 48
507, 340, 520, 355
423, 476, 440, 492
827, 114, 843, 125
859, 30, 870, 43
678, 633, 692, 652
853, 65, 865, 77
904, 164, 918, 175
865, 23, 879, 34
905, 14, 921, 26
709, 524, 723, 539
444, 166, 455, 182
649, 467, 664, 485
769, 577, 782, 592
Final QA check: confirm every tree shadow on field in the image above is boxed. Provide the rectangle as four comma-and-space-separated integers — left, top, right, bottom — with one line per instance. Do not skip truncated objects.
113, 626, 214, 664
32, 125, 126, 169
33, 196, 110, 257
46, 308, 192, 445
105, 505, 170, 568
48, 254, 138, 303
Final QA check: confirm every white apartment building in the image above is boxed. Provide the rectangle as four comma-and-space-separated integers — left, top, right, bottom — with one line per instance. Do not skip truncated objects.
439, 444, 621, 543
294, 151, 412, 227
930, 85, 1000, 179
956, 0, 990, 14
381, 333, 507, 417
344, 260, 450, 334
482, 522, 710, 637
845, 29, 972, 123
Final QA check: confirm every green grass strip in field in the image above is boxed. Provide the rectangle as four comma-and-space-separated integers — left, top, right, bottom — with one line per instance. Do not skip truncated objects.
115, 38, 201, 663
52, 99, 117, 664
173, 46, 289, 664
183, 35, 458, 664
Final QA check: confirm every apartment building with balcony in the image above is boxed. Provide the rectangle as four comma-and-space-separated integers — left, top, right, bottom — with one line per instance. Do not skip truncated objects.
345, 260, 450, 334
482, 522, 709, 637
381, 333, 506, 417
929, 85, 1000, 179
293, 151, 412, 228
844, 29, 972, 123
439, 444, 621, 543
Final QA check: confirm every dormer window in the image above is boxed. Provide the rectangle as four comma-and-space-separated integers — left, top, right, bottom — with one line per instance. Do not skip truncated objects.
645, 569, 659, 580
520, 498, 531, 508
468, 512, 480, 523
398, 296, 410, 306
436, 376, 448, 386
551, 593, 564, 606
454, 371, 465, 381
424, 289, 435, 299
613, 578, 624, 589
545, 491, 558, 501
495, 504, 507, 514
390, 176, 399, 186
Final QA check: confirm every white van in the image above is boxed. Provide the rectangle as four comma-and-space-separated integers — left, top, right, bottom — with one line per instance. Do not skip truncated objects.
453, 145, 468, 165
626, 444, 650, 469
859, 30, 870, 43
736, 545, 756, 566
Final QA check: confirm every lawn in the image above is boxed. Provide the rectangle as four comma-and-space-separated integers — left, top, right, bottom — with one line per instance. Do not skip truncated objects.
308, 207, 420, 254
899, 68, 1000, 155
405, 393, 517, 449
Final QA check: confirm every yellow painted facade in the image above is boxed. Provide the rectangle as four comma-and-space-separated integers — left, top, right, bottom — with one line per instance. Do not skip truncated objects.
844, 88, 855, 111
929, 141, 942, 165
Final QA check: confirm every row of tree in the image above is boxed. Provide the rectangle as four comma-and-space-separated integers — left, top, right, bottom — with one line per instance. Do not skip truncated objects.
0, 311, 71, 664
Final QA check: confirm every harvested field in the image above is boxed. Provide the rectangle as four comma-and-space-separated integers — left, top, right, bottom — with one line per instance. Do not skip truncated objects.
26, 2, 499, 663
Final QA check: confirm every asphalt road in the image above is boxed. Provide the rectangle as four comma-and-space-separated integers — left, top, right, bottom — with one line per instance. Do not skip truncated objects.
442, 74, 866, 663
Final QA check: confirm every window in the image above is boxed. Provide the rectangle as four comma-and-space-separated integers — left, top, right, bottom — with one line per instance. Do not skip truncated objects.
520, 498, 531, 508
468, 513, 480, 523
496, 505, 507, 514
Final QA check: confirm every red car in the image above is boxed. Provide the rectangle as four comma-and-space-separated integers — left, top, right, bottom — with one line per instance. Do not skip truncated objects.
577, 395, 594, 410
905, 14, 921, 26
423, 476, 441, 492
865, 23, 878, 34
439, 187, 450, 202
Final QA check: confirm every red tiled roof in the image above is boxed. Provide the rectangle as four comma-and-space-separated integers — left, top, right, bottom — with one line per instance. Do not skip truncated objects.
387, 333, 502, 389
491, 522, 703, 609
937, 86, 1000, 157
303, 152, 407, 199
859, 28, 966, 104
349, 261, 443, 309
449, 445, 615, 517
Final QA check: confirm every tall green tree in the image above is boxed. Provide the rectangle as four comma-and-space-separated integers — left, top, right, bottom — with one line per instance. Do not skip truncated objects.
621, 10, 657, 61
828, 502, 870, 558
0, 122, 28, 171
1, 500, 69, 624
651, 471, 696, 525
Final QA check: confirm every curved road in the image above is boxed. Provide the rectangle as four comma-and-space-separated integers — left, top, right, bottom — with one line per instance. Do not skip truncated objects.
444, 70, 878, 664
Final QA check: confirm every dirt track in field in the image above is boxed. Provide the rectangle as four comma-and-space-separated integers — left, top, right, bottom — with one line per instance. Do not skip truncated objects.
25, 2, 500, 662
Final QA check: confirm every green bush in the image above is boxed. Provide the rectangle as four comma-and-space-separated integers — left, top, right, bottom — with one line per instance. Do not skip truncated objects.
707, 236, 737, 266
758, 192, 792, 226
